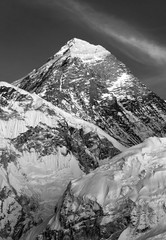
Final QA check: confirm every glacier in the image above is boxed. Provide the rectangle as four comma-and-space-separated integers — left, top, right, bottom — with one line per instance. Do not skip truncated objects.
1, 38, 166, 239
0, 81, 122, 239
38, 137, 166, 240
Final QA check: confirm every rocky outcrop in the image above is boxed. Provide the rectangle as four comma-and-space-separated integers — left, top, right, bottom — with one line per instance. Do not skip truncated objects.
0, 82, 122, 239
14, 38, 166, 146
1, 38, 166, 239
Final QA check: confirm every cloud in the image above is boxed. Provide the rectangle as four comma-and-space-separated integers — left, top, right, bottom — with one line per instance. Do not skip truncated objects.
64, 0, 166, 65
20, 0, 166, 66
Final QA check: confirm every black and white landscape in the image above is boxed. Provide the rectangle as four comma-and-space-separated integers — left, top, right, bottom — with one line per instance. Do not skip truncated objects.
1, 39, 166, 239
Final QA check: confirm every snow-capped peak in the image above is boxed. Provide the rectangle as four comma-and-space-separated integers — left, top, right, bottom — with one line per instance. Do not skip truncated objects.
57, 38, 110, 63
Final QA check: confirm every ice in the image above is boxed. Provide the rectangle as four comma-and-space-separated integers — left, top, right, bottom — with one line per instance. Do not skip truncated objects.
47, 136, 166, 239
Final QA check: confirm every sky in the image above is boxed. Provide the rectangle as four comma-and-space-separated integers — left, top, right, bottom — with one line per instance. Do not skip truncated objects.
1, 0, 166, 98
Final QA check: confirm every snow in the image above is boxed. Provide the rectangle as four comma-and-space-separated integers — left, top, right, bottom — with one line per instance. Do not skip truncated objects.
4, 37, 166, 239
17, 148, 84, 217
118, 227, 131, 240
0, 195, 22, 234
57, 38, 110, 63
0, 81, 126, 151
8, 162, 27, 195
107, 72, 130, 92
31, 135, 166, 239
0, 79, 126, 214
63, 136, 166, 240
0, 81, 128, 233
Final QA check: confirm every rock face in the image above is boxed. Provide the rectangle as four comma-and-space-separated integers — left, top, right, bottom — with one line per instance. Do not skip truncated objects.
37, 137, 166, 240
0, 82, 123, 239
14, 38, 166, 147
0, 38, 166, 240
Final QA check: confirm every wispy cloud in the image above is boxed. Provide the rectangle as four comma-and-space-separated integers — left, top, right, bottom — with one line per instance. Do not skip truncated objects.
64, 0, 166, 65
21, 0, 166, 65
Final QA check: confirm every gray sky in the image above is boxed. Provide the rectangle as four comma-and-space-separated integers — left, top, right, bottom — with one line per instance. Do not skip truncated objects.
1, 0, 166, 98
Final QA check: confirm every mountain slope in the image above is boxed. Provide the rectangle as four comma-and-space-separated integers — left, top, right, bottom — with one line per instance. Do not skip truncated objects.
13, 38, 166, 147
0, 82, 123, 239
37, 136, 166, 240
2, 38, 166, 239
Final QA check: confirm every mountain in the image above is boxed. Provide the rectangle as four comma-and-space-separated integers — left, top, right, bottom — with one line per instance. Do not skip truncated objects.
0, 81, 124, 239
13, 38, 166, 147
36, 136, 166, 240
0, 38, 166, 239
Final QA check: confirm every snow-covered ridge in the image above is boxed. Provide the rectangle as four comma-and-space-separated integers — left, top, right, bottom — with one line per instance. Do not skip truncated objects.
11, 38, 166, 148
2, 37, 166, 239
57, 38, 110, 63
0, 81, 126, 151
41, 136, 166, 240
67, 137, 166, 207
0, 81, 125, 238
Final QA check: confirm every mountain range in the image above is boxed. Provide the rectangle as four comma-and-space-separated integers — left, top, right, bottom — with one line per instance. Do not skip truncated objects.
1, 38, 166, 239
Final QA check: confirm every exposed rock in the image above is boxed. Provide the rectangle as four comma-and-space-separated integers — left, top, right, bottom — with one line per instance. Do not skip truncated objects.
14, 38, 166, 147
0, 82, 122, 239
0, 39, 166, 239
